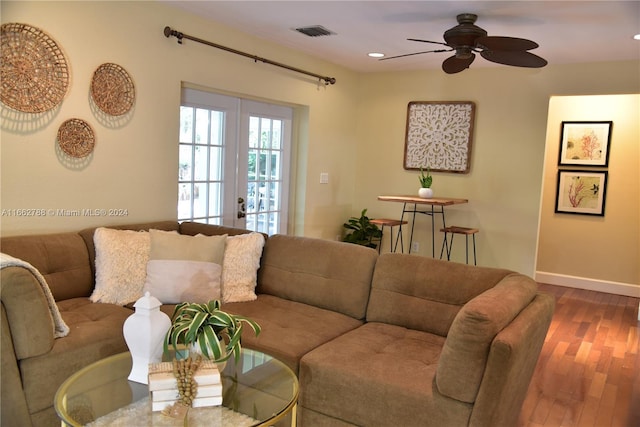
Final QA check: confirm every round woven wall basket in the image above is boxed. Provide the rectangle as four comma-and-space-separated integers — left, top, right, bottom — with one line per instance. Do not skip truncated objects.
0, 22, 69, 113
90, 63, 135, 116
57, 119, 95, 158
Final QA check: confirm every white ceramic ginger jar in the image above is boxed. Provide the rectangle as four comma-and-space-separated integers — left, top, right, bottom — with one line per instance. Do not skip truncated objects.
123, 292, 171, 384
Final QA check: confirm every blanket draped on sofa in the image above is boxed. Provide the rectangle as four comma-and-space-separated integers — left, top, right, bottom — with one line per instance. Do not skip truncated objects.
0, 252, 70, 338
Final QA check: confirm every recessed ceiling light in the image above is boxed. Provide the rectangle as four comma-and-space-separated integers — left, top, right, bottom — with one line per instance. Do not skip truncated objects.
368, 52, 384, 58
634, 34, 640, 40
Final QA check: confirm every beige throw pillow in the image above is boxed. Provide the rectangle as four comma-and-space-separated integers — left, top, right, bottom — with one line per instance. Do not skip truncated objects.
143, 230, 227, 304
222, 232, 265, 303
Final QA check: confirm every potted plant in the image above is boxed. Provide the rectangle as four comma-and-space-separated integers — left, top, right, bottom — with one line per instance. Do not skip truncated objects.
164, 300, 261, 364
342, 209, 382, 248
418, 167, 433, 198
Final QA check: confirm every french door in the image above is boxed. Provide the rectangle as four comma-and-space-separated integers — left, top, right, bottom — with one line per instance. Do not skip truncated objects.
178, 88, 291, 235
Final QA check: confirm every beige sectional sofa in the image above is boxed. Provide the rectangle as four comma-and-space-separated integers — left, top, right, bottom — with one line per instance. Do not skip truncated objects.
0, 221, 554, 427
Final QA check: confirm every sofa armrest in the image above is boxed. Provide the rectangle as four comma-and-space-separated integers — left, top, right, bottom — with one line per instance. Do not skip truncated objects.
0, 267, 55, 360
1, 306, 33, 426
469, 292, 555, 427
435, 273, 538, 403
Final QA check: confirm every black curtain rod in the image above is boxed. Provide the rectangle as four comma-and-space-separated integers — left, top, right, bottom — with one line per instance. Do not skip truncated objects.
163, 26, 336, 85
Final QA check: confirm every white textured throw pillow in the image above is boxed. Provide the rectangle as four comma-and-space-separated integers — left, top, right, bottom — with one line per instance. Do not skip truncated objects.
90, 228, 151, 305
222, 232, 265, 303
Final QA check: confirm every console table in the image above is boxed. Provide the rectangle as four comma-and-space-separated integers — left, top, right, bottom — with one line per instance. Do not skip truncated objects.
378, 195, 468, 257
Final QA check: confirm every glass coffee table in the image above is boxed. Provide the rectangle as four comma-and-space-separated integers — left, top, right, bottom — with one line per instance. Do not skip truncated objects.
54, 349, 298, 426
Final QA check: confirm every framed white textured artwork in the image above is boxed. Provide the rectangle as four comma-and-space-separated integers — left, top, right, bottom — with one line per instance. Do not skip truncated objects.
403, 101, 475, 173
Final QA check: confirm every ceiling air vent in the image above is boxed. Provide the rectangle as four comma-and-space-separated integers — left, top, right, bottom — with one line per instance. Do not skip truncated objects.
294, 25, 335, 37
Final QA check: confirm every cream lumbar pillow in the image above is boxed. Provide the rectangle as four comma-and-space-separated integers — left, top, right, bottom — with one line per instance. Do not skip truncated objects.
222, 232, 265, 303
90, 228, 151, 305
143, 230, 227, 304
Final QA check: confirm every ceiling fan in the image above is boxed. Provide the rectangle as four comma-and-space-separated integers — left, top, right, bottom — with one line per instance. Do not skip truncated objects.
382, 13, 548, 74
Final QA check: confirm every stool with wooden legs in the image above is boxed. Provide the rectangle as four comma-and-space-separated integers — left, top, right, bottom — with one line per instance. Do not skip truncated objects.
370, 218, 407, 254
440, 226, 479, 265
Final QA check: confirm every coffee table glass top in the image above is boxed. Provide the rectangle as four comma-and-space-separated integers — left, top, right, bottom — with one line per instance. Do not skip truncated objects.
54, 349, 298, 426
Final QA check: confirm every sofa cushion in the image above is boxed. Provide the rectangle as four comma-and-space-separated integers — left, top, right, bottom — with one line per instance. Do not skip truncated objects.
257, 235, 377, 320
223, 294, 363, 373
90, 228, 151, 305
222, 232, 265, 303
19, 298, 131, 415
367, 254, 513, 336
435, 273, 538, 403
0, 232, 93, 301
299, 322, 472, 426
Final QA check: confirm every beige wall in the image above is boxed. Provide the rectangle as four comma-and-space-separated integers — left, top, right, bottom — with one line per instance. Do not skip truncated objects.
0, 1, 359, 239
1, 1, 639, 286
353, 64, 639, 276
536, 95, 639, 295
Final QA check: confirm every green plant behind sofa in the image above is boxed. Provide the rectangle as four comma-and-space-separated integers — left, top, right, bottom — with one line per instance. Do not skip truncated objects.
342, 209, 382, 249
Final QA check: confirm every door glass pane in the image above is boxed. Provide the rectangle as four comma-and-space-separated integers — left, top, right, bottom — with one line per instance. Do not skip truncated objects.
179, 107, 193, 143
209, 146, 223, 181
195, 109, 209, 144
178, 183, 192, 219
208, 183, 222, 217
193, 146, 208, 181
271, 120, 281, 149
249, 117, 259, 148
193, 184, 206, 218
179, 145, 192, 182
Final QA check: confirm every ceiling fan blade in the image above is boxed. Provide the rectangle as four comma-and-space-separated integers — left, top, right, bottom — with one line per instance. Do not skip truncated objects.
442, 53, 475, 74
476, 36, 539, 51
480, 50, 547, 68
407, 38, 450, 47
379, 48, 452, 61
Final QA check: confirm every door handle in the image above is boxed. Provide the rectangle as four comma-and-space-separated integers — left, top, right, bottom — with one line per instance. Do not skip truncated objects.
237, 197, 246, 219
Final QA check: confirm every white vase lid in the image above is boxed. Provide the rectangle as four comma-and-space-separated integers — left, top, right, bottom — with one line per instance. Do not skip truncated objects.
133, 291, 162, 310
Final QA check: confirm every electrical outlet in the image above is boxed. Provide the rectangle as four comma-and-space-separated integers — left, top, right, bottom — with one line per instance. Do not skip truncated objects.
411, 241, 420, 253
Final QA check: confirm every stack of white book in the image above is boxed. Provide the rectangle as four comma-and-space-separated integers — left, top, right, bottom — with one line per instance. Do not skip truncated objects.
148, 360, 222, 412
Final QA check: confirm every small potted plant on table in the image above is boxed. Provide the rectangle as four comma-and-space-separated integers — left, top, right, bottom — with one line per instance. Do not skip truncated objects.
418, 167, 433, 198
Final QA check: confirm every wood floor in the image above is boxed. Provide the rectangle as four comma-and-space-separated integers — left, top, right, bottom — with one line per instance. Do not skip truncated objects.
518, 284, 640, 427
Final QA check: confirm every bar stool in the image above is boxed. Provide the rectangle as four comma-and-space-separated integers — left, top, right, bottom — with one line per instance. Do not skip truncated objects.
370, 218, 407, 254
440, 226, 479, 265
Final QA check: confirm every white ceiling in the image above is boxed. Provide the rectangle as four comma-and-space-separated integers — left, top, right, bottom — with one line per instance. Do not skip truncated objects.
161, 1, 640, 73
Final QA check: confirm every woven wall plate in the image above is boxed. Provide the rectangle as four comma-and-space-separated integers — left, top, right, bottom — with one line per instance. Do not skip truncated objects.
90, 63, 135, 116
57, 119, 95, 158
0, 23, 69, 113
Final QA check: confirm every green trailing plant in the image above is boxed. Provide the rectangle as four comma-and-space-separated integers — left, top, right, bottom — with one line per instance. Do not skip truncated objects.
164, 300, 261, 364
419, 167, 433, 188
342, 208, 382, 248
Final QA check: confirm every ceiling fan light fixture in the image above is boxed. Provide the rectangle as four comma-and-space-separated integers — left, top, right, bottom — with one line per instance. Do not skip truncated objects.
368, 52, 385, 58
455, 47, 473, 59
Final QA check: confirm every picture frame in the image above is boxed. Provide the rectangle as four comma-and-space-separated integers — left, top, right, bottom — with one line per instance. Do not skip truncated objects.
555, 170, 608, 216
403, 101, 475, 174
558, 121, 612, 167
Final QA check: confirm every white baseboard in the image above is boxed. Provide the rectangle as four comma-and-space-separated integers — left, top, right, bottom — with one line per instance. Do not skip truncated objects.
535, 271, 640, 298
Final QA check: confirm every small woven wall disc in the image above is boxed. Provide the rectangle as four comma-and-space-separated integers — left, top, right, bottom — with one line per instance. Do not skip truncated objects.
57, 119, 95, 158
90, 63, 135, 116
0, 23, 69, 113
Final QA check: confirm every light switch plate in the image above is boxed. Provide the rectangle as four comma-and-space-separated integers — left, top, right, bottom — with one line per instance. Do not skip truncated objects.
320, 172, 329, 184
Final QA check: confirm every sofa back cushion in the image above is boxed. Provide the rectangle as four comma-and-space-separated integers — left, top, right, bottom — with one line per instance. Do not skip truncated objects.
257, 235, 378, 320
0, 233, 93, 301
367, 254, 513, 336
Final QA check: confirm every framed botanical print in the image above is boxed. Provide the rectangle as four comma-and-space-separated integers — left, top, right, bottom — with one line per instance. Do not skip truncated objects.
558, 121, 612, 167
404, 101, 475, 173
555, 170, 608, 216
